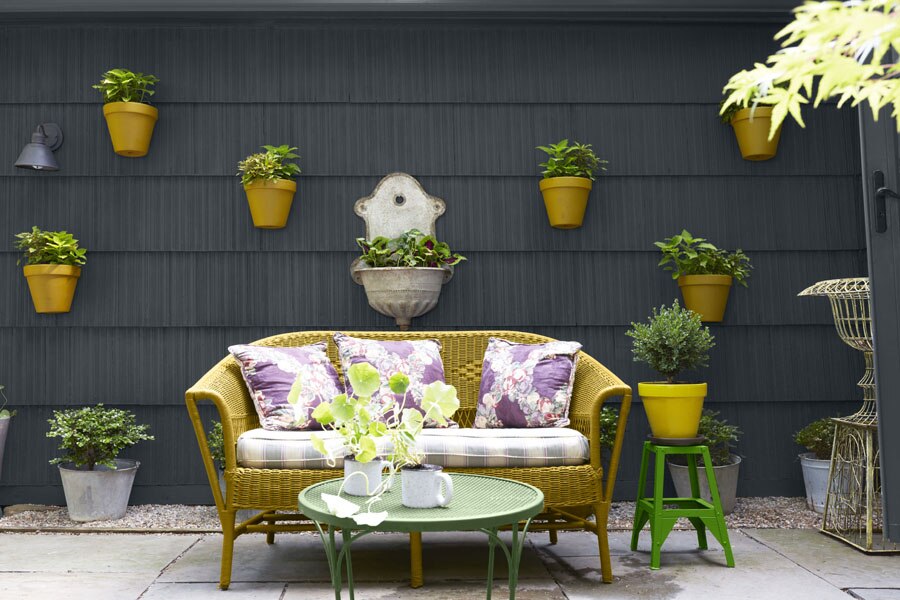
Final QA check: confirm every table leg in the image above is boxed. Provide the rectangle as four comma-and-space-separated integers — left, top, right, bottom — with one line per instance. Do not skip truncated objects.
486, 527, 497, 600
481, 518, 533, 600
342, 529, 355, 600
313, 522, 344, 600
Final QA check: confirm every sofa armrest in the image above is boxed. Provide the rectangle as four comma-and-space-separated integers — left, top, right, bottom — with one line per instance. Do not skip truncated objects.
569, 353, 632, 503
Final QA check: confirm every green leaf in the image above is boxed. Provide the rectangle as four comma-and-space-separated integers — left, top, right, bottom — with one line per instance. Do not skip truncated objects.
420, 381, 460, 426
331, 394, 354, 422
348, 362, 381, 397
389, 372, 410, 395
310, 433, 329, 458
286, 374, 303, 405
355, 435, 377, 463
311, 401, 334, 425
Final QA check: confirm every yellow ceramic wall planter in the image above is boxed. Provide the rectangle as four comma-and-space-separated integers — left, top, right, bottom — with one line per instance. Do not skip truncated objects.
638, 382, 707, 439
243, 179, 297, 229
730, 106, 781, 161
23, 265, 81, 314
539, 176, 592, 229
678, 274, 733, 322
102, 102, 158, 157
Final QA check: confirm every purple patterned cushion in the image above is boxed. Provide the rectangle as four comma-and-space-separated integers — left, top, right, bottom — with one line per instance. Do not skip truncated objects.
228, 343, 343, 431
474, 337, 582, 429
333, 333, 453, 427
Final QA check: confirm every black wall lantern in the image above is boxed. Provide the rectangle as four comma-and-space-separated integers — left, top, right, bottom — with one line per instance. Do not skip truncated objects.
15, 123, 63, 171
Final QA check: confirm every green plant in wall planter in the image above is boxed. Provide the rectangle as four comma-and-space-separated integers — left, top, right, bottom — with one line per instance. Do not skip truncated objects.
94, 68, 159, 157
795, 417, 837, 514
668, 410, 743, 514
536, 139, 607, 229
626, 300, 715, 440
237, 145, 301, 229
719, 89, 784, 161
47, 405, 153, 522
14, 227, 87, 314
656, 230, 752, 322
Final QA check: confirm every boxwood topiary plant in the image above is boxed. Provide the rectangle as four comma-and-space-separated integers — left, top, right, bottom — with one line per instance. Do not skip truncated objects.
47, 405, 154, 471
795, 418, 836, 460
626, 301, 715, 384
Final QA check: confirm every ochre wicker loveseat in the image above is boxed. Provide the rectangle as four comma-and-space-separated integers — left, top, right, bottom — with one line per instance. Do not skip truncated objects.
185, 330, 631, 590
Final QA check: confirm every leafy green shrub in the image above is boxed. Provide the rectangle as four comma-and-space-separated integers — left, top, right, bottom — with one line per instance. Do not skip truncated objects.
626, 301, 715, 384
699, 410, 741, 466
0, 385, 14, 419
14, 227, 87, 267
357, 229, 466, 268
237, 145, 301, 185
599, 406, 619, 451
207, 421, 225, 470
536, 139, 607, 181
47, 405, 154, 471
93, 68, 159, 104
655, 230, 751, 286
795, 418, 836, 460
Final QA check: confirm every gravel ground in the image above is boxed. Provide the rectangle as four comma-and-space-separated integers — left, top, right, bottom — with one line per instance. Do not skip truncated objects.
0, 497, 821, 532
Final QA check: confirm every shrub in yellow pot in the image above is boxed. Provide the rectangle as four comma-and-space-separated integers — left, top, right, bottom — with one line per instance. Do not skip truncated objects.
14, 227, 87, 314
626, 301, 715, 439
237, 145, 301, 229
93, 68, 159, 157
536, 139, 607, 229
656, 230, 752, 322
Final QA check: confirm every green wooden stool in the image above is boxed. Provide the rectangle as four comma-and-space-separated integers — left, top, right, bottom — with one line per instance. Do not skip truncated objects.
630, 440, 735, 569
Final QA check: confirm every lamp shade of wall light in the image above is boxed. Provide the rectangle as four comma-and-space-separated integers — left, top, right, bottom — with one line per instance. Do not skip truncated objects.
15, 123, 63, 171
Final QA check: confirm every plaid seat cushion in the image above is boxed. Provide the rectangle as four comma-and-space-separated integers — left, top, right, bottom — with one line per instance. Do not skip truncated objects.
236, 427, 589, 470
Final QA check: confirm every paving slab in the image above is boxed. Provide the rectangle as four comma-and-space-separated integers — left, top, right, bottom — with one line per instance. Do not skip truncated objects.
0, 572, 156, 600
848, 590, 900, 600
0, 532, 199, 573
141, 582, 287, 599
744, 528, 900, 589
283, 581, 565, 599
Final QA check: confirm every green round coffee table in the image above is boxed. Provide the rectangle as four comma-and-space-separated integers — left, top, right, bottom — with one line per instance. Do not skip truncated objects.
298, 473, 544, 600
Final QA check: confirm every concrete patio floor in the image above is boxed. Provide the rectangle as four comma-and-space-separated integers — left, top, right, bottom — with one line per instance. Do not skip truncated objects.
0, 528, 898, 599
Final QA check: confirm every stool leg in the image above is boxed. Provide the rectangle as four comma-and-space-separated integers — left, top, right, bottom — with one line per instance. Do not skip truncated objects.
687, 454, 708, 550
650, 448, 667, 570
700, 447, 734, 568
630, 442, 651, 551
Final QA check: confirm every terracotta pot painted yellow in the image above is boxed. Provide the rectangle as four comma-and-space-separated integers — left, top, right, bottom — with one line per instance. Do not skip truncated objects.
678, 274, 733, 322
102, 102, 158, 157
638, 382, 707, 439
730, 106, 781, 161
243, 179, 297, 229
23, 264, 81, 314
538, 176, 592, 229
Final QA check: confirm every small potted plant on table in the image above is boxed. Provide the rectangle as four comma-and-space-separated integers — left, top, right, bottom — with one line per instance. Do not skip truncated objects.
626, 301, 715, 439
668, 410, 742, 514
354, 228, 465, 330
47, 404, 153, 521
795, 417, 836, 514
14, 227, 87, 314
656, 230, 752, 322
93, 68, 159, 157
536, 139, 607, 229
237, 145, 301, 229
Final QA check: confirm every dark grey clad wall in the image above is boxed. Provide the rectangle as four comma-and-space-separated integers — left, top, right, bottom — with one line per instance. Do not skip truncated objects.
0, 19, 865, 503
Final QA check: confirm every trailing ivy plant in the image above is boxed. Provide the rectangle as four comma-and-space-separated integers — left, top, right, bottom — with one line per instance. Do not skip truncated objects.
47, 405, 154, 471
93, 68, 159, 104
626, 301, 715, 384
14, 227, 87, 267
236, 145, 301, 185
795, 417, 836, 460
537, 139, 607, 180
655, 230, 751, 286
357, 229, 466, 268
0, 385, 15, 420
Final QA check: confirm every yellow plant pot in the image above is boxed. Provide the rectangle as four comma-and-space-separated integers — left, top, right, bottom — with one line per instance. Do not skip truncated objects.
678, 274, 733, 322
730, 106, 781, 161
538, 176, 592, 229
23, 265, 81, 314
638, 382, 707, 439
243, 179, 297, 229
102, 102, 158, 157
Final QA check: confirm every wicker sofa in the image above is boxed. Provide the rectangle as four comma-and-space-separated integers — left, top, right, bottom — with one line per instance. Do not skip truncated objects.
185, 330, 631, 590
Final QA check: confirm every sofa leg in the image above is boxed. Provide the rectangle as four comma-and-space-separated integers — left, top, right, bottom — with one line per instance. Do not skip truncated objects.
266, 518, 276, 545
409, 531, 423, 588
594, 503, 613, 583
549, 528, 558, 545
219, 510, 237, 590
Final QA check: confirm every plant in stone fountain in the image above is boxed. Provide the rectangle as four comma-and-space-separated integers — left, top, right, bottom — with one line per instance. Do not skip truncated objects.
387, 374, 460, 509
47, 404, 153, 522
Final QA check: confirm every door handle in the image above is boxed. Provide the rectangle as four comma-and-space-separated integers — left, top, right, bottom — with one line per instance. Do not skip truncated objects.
874, 170, 900, 233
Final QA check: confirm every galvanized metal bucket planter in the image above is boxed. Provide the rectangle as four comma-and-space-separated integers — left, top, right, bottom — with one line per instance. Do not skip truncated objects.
0, 416, 9, 479
669, 454, 741, 515
799, 452, 830, 514
58, 458, 139, 522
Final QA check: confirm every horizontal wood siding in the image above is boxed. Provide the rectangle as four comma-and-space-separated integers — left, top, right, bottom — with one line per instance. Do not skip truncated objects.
0, 19, 864, 504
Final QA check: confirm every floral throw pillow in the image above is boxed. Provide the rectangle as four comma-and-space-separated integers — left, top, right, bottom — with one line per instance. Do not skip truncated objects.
333, 333, 454, 427
228, 343, 343, 431
474, 337, 582, 429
